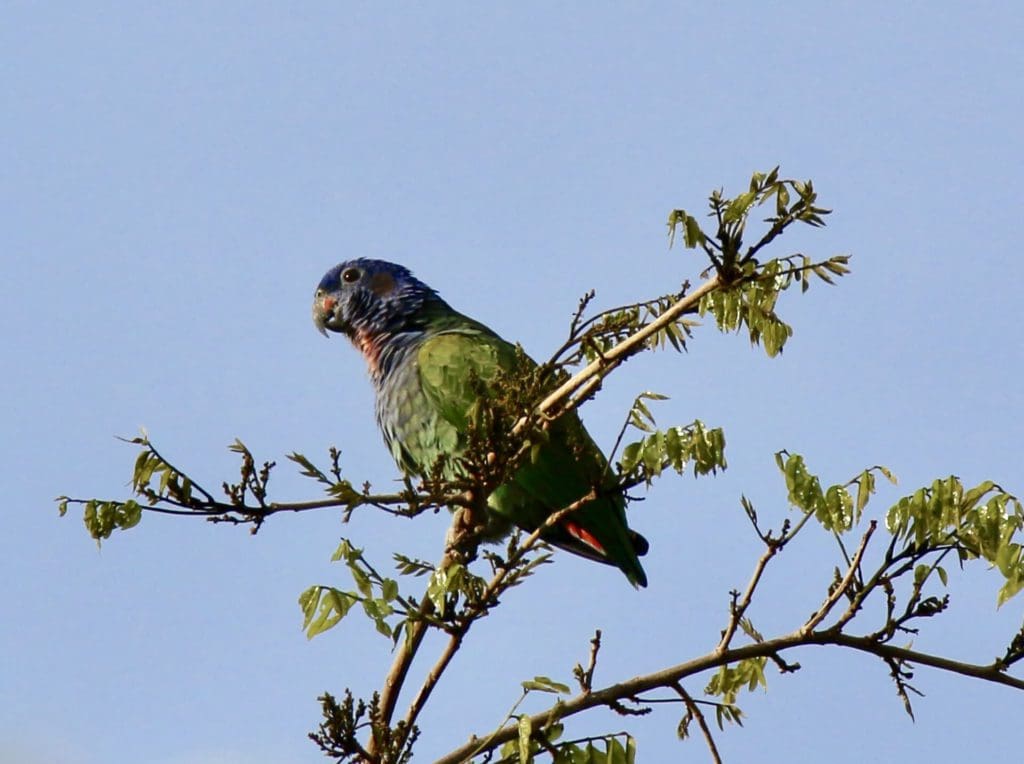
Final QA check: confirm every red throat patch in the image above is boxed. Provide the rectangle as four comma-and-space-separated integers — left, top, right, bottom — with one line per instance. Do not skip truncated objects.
353, 329, 387, 376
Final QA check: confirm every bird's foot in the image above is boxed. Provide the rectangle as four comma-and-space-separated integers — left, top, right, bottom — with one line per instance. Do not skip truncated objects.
445, 506, 483, 565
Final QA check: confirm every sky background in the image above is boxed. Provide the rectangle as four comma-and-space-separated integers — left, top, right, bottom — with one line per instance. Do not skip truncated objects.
3, 3, 1023, 762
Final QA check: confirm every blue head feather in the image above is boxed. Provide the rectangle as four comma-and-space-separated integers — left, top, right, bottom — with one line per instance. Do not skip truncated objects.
313, 258, 442, 339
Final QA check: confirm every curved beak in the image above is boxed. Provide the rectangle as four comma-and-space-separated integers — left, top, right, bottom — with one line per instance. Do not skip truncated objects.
313, 294, 339, 337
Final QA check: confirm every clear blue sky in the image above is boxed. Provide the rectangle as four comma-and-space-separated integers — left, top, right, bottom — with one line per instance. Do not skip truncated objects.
4, 3, 1023, 762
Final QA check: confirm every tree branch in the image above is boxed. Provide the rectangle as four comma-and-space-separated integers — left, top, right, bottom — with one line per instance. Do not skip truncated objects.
716, 508, 816, 653
802, 521, 876, 635
827, 634, 1024, 692
716, 541, 778, 654
394, 492, 599, 753
528, 275, 722, 424
672, 682, 722, 764
375, 599, 436, 748
576, 629, 602, 694
433, 630, 1024, 764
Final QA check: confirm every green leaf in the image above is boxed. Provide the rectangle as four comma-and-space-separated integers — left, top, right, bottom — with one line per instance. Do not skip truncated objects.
331, 539, 354, 563
351, 567, 372, 597
522, 676, 571, 694
518, 714, 532, 763
286, 451, 330, 483
132, 450, 151, 490
724, 190, 756, 223
776, 184, 790, 214
962, 480, 996, 510
120, 500, 142, 529
299, 586, 356, 639
79, 499, 145, 543
298, 586, 319, 625
998, 575, 1024, 607
881, 476, 1023, 606
855, 469, 875, 513
619, 442, 641, 474
607, 737, 627, 764
360, 593, 391, 634
158, 464, 173, 495
82, 500, 99, 539
824, 256, 851, 276
426, 563, 465, 612
641, 430, 664, 475
541, 725, 564, 751
684, 215, 706, 249
134, 453, 160, 494
706, 658, 767, 707
393, 553, 435, 577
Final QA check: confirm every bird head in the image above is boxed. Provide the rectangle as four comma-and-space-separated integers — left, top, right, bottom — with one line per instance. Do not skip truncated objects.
312, 258, 437, 340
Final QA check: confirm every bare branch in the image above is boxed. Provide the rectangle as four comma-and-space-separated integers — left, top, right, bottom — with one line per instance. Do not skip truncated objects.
526, 275, 722, 424
672, 682, 723, 764
716, 542, 778, 654
375, 599, 435, 744
574, 630, 602, 694
396, 492, 599, 749
802, 521, 876, 635
715, 506, 818, 653
828, 634, 1024, 692
433, 630, 1024, 764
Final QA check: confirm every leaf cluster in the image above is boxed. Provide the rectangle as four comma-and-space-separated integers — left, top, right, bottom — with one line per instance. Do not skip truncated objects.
498, 727, 635, 764
299, 539, 408, 641
618, 419, 727, 486
885, 478, 1024, 606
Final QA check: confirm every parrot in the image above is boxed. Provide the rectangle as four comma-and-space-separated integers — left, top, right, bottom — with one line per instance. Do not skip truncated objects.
312, 258, 648, 587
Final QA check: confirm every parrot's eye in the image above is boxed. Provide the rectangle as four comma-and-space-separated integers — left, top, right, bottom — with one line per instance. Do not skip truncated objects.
341, 268, 361, 284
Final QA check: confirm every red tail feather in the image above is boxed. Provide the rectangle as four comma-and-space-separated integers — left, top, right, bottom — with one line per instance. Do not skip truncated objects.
562, 520, 605, 556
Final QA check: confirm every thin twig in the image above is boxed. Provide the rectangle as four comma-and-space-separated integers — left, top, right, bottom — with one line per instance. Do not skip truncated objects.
714, 506, 819, 653
714, 503, 824, 654
716, 541, 778, 654
802, 522, 876, 635
672, 682, 723, 764
461, 690, 530, 763
140, 438, 217, 504
582, 630, 602, 694
525, 275, 721, 427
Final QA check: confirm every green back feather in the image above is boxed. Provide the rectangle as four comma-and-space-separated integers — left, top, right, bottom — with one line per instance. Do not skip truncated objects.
394, 314, 647, 587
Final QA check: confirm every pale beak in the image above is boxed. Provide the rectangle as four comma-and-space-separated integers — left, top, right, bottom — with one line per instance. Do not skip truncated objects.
313, 294, 338, 337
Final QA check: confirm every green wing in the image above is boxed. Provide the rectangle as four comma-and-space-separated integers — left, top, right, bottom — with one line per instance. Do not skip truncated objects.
417, 328, 518, 432
377, 314, 512, 480
415, 327, 647, 587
